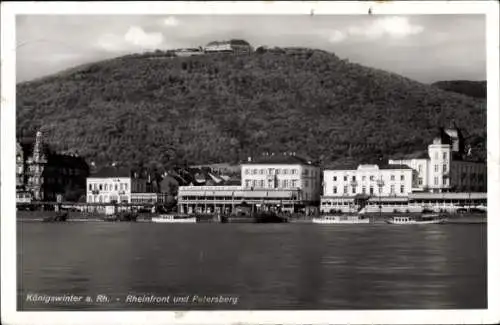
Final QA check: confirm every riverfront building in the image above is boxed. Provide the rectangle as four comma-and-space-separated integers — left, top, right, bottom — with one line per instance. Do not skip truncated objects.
389, 125, 486, 193
178, 153, 321, 214
16, 131, 89, 202
86, 166, 160, 213
320, 125, 487, 214
321, 164, 416, 213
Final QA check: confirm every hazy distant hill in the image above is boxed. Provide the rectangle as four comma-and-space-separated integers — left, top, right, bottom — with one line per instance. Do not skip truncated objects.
16, 48, 486, 169
432, 80, 486, 99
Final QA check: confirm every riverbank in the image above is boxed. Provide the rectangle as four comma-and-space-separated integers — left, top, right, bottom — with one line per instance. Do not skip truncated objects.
16, 211, 487, 224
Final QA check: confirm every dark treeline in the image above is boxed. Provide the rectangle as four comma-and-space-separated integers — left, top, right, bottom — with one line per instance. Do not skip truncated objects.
432, 80, 486, 99
16, 47, 486, 170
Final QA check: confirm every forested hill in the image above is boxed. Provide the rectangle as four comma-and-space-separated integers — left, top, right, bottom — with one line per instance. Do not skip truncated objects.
432, 80, 486, 99
16, 48, 486, 169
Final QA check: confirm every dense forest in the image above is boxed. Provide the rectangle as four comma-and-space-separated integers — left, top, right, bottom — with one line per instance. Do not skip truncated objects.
432, 80, 486, 99
16, 47, 487, 170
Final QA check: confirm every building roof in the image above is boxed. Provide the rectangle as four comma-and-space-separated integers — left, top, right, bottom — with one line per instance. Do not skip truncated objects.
433, 127, 453, 145
242, 154, 318, 166
379, 164, 413, 170
324, 163, 412, 171
390, 150, 429, 160
89, 166, 132, 178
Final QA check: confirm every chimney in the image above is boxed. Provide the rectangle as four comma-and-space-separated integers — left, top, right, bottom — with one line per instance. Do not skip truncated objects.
292, 152, 296, 156
247, 156, 252, 162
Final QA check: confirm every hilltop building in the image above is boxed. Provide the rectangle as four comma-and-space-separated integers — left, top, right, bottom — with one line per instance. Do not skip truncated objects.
177, 153, 321, 214
204, 39, 252, 54
16, 131, 89, 202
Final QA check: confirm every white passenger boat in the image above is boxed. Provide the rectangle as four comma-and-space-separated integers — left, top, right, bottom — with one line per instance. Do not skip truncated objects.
386, 214, 447, 225
312, 215, 370, 224
151, 214, 197, 223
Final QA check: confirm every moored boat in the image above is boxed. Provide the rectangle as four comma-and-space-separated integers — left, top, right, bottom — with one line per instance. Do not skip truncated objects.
42, 212, 68, 223
151, 214, 197, 223
312, 214, 370, 224
386, 214, 447, 225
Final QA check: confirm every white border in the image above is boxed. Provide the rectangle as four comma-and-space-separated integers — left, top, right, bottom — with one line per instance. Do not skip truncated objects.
1, 1, 499, 325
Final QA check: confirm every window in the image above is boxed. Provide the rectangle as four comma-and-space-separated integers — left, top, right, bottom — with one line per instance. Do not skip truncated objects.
115, 184, 118, 191
88, 184, 92, 191
434, 165, 439, 172
253, 169, 257, 175
390, 175, 395, 181
99, 184, 103, 191
305, 180, 309, 187
362, 186, 366, 194
352, 186, 356, 194
370, 187, 374, 195
292, 180, 297, 187
362, 176, 366, 181
343, 186, 348, 194
370, 175, 375, 181
259, 169, 264, 175
104, 184, 108, 191
443, 164, 447, 173
259, 180, 264, 188
333, 176, 337, 181
276, 169, 280, 175
120, 184, 124, 191
245, 180, 251, 188
344, 176, 348, 181
434, 177, 439, 185
418, 178, 423, 185
333, 186, 338, 194
304, 169, 309, 176
390, 185, 395, 194
245, 169, 249, 175
283, 180, 288, 188
400, 185, 405, 193
418, 165, 422, 173
283, 169, 288, 175
352, 176, 356, 182
400, 175, 404, 181
443, 152, 447, 160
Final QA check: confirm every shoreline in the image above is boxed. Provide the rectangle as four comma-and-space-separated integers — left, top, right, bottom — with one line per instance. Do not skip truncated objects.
16, 211, 487, 224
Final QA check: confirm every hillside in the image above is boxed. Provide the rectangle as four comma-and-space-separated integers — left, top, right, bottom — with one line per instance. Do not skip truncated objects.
432, 80, 486, 99
16, 48, 487, 169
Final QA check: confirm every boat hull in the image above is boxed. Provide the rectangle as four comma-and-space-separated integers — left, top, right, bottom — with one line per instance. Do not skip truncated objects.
151, 216, 197, 223
386, 216, 447, 224
312, 218, 370, 224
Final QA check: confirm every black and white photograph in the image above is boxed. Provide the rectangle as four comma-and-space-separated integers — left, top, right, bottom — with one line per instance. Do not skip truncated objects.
1, 1, 499, 324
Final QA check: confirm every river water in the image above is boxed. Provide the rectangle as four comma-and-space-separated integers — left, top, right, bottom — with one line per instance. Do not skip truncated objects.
17, 222, 487, 310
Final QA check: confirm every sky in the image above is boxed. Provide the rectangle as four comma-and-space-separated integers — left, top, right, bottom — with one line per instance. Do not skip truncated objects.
16, 14, 486, 84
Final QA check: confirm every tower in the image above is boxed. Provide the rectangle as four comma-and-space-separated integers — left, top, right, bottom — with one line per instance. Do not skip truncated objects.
30, 130, 47, 200
428, 128, 452, 193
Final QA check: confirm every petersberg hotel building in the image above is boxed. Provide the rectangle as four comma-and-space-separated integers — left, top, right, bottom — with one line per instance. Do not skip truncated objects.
178, 153, 321, 214
321, 126, 487, 213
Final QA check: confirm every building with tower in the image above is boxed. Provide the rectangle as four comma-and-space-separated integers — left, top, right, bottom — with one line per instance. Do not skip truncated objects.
16, 130, 90, 202
389, 124, 486, 193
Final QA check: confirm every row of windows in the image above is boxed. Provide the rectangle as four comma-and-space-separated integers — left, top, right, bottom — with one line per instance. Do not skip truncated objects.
332, 174, 407, 182
245, 179, 299, 188
244, 168, 301, 176
87, 195, 129, 203
434, 164, 448, 173
89, 183, 129, 192
433, 152, 448, 160
333, 185, 406, 194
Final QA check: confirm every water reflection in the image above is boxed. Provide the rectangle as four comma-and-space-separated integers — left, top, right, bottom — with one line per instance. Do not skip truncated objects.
18, 223, 486, 310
